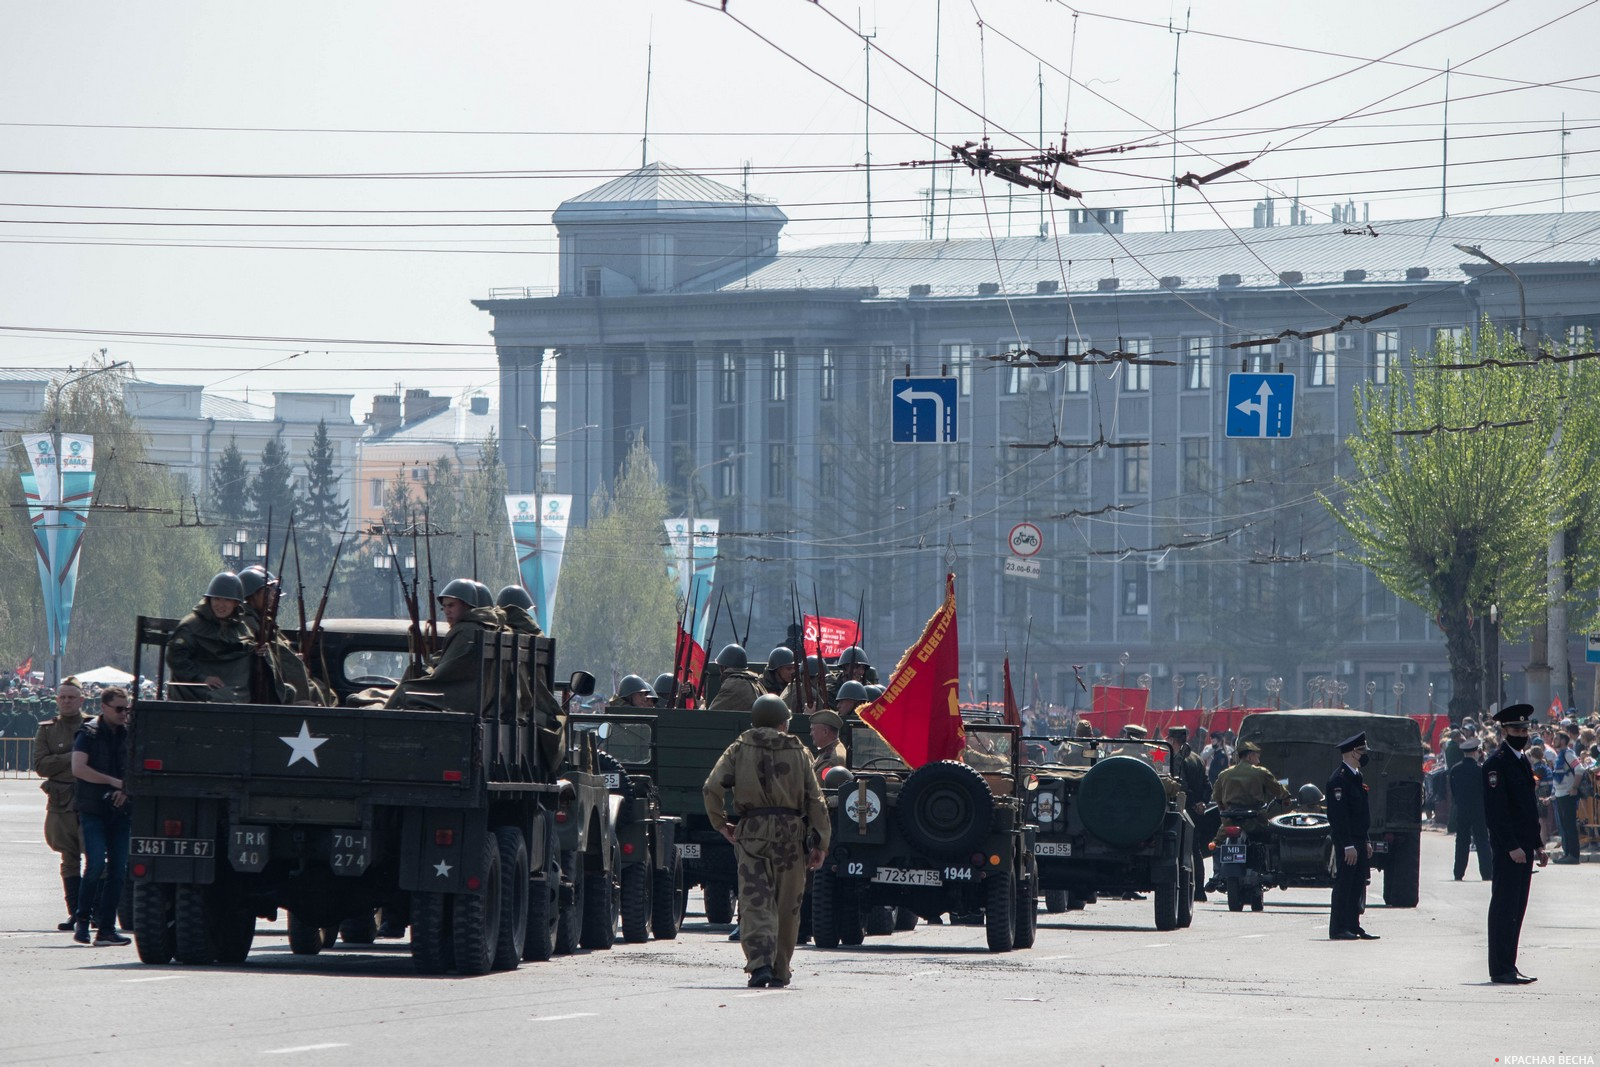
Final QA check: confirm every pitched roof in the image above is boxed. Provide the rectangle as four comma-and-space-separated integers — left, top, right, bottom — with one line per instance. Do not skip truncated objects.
555, 161, 786, 226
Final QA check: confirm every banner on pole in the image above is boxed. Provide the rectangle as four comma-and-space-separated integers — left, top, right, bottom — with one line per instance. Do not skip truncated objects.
858, 574, 964, 768
506, 493, 572, 631
19, 433, 95, 657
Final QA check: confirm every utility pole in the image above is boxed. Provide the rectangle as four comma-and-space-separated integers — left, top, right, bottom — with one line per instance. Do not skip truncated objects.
1169, 8, 1190, 234
861, 16, 876, 244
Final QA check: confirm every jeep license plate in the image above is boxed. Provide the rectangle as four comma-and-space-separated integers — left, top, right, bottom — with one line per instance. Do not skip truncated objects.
676, 843, 701, 859
1035, 842, 1072, 857
132, 836, 212, 859
603, 773, 622, 789
871, 867, 941, 887
1371, 840, 1388, 854
1219, 842, 1247, 864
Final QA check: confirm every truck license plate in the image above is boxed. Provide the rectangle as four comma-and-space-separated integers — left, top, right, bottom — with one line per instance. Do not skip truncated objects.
1035, 842, 1073, 857
230, 826, 269, 872
330, 830, 371, 876
132, 836, 213, 859
871, 867, 941, 887
676, 843, 702, 859
1220, 843, 1247, 864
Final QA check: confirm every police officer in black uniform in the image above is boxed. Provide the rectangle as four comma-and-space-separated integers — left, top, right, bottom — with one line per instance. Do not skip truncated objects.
1449, 737, 1492, 881
1482, 704, 1546, 985
1326, 731, 1378, 940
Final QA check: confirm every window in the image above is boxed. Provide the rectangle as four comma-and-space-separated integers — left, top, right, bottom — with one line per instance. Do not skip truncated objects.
1005, 364, 1032, 395
1311, 335, 1337, 387
1184, 337, 1212, 390
718, 352, 739, 404
582, 267, 601, 297
1181, 438, 1211, 493
767, 443, 788, 498
369, 479, 384, 507
1566, 324, 1593, 352
717, 448, 741, 497
1374, 330, 1398, 384
1434, 326, 1469, 356
1121, 564, 1149, 616
819, 447, 837, 498
944, 455, 969, 497
1122, 339, 1151, 391
821, 349, 836, 401
1058, 559, 1088, 617
943, 343, 973, 396
1000, 570, 1024, 615
769, 350, 788, 401
1121, 444, 1150, 494
1064, 361, 1092, 393
670, 358, 691, 405
1059, 456, 1087, 497
1241, 350, 1268, 374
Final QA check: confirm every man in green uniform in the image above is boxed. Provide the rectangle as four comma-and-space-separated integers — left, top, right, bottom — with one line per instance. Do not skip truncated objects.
702, 695, 829, 988
826, 646, 872, 705
760, 647, 798, 696
495, 584, 542, 637
809, 708, 848, 777
168, 572, 254, 702
609, 675, 658, 708
32, 677, 88, 931
834, 680, 869, 719
707, 644, 764, 711
781, 655, 825, 715
239, 566, 324, 705
385, 579, 499, 711
1208, 741, 1292, 889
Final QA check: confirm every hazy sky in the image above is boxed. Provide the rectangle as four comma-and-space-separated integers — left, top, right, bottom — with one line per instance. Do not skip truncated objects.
0, 0, 1591, 407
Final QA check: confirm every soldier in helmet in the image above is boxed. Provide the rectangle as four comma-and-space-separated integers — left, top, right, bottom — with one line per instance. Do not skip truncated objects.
496, 585, 542, 637
834, 680, 869, 719
168, 572, 255, 702
827, 646, 872, 705
653, 672, 684, 705
702, 694, 829, 988
238, 566, 324, 706
781, 655, 826, 715
707, 644, 764, 711
610, 674, 658, 708
760, 647, 798, 696
384, 579, 501, 711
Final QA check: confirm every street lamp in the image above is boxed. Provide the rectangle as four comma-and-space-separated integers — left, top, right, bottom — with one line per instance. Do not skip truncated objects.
686, 450, 749, 521
1455, 244, 1535, 354
373, 548, 416, 619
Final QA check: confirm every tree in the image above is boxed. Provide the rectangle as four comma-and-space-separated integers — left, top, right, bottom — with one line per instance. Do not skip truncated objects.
302, 419, 348, 543
211, 437, 249, 523
461, 432, 517, 592
248, 436, 299, 528
555, 437, 679, 690
1324, 324, 1561, 722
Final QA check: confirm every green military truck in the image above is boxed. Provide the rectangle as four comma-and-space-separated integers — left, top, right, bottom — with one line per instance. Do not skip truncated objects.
1021, 736, 1197, 931
1236, 708, 1427, 908
123, 617, 616, 974
567, 712, 685, 942
813, 721, 1038, 953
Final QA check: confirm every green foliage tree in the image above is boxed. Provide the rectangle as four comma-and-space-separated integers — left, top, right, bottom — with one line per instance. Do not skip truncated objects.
211, 437, 249, 523
302, 419, 348, 543
248, 435, 299, 528
1324, 323, 1567, 721
461, 432, 517, 592
555, 437, 678, 689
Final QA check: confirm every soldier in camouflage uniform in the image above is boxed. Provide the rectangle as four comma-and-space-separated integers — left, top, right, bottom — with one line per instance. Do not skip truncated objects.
702, 695, 829, 988
707, 644, 764, 711
32, 677, 88, 930
239, 566, 325, 705
168, 572, 255, 702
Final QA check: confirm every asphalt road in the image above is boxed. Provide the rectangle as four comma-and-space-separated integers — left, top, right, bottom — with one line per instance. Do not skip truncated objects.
1, 777, 1595, 1067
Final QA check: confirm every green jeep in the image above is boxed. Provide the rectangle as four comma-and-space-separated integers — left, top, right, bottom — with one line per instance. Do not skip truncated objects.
1236, 709, 1427, 907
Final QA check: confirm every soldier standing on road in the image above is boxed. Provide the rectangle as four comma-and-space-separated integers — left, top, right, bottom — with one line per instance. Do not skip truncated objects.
167, 572, 254, 701
1450, 737, 1492, 881
760, 647, 798, 696
809, 708, 848, 777
707, 645, 764, 711
1167, 726, 1213, 903
702, 694, 829, 988
32, 677, 88, 931
1482, 704, 1546, 985
1326, 732, 1379, 941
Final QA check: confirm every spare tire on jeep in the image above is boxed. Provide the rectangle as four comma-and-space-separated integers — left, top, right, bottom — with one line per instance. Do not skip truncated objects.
1076, 755, 1167, 848
896, 760, 993, 860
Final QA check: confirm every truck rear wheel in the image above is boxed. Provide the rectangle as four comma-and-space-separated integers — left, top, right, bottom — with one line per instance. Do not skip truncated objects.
174, 885, 215, 965
410, 891, 451, 975
894, 906, 919, 931
555, 855, 582, 956
1176, 868, 1194, 929
811, 866, 840, 948
287, 912, 324, 956
620, 862, 651, 943
213, 903, 256, 964
1044, 889, 1069, 914
452, 833, 504, 975
650, 858, 683, 940
865, 904, 896, 936
492, 826, 528, 971
523, 873, 559, 961
702, 879, 736, 925
984, 867, 1016, 952
133, 882, 175, 965
1154, 875, 1180, 931
339, 912, 378, 945
580, 868, 618, 949
1013, 858, 1038, 949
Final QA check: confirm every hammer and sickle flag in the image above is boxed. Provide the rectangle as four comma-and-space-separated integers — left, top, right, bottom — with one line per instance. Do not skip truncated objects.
858, 573, 964, 768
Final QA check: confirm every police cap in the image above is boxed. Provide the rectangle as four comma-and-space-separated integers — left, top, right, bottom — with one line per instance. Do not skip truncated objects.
1494, 703, 1535, 726
1337, 732, 1367, 753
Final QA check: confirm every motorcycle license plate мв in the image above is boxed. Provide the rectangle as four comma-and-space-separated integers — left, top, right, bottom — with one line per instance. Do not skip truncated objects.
1220, 842, 1247, 864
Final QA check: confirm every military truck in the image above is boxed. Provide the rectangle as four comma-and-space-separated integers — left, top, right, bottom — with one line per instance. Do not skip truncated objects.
123, 617, 616, 974
1236, 708, 1427, 907
1021, 736, 1196, 931
567, 712, 685, 942
813, 721, 1038, 953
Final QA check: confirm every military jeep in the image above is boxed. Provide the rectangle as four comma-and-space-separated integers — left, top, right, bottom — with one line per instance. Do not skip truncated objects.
813, 721, 1038, 953
1021, 736, 1196, 931
1236, 709, 1426, 907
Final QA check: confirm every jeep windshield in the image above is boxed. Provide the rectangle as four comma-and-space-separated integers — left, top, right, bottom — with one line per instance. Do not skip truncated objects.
569, 717, 654, 767
849, 728, 909, 772
1024, 736, 1173, 772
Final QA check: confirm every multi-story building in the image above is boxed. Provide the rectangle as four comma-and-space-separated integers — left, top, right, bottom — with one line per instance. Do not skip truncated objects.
475, 162, 1600, 712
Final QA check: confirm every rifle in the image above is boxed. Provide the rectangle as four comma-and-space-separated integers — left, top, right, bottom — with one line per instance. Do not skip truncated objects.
810, 580, 827, 712
290, 521, 308, 638
303, 530, 347, 675
743, 586, 755, 648
387, 525, 424, 675
853, 589, 865, 654
423, 505, 438, 656
409, 511, 430, 659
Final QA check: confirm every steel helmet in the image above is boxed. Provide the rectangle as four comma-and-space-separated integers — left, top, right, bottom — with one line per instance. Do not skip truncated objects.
716, 643, 748, 669
438, 578, 487, 608
618, 674, 655, 701
496, 584, 533, 610
204, 571, 245, 602
751, 694, 790, 728
821, 765, 856, 790
238, 565, 278, 599
653, 673, 678, 700
1297, 783, 1324, 807
835, 646, 870, 668
469, 581, 494, 608
863, 685, 885, 700
766, 647, 795, 670
803, 655, 824, 677
836, 680, 869, 704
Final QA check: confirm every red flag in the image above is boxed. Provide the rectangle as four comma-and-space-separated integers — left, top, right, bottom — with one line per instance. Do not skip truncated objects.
673, 626, 707, 700
1001, 656, 1022, 728
1091, 684, 1149, 720
859, 574, 964, 768
801, 614, 862, 659
16, 656, 32, 676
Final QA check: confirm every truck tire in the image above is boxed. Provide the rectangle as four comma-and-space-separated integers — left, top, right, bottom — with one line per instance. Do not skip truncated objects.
580, 869, 617, 950
119, 878, 134, 933
524, 874, 559, 962
452, 833, 503, 975
174, 885, 215, 965
984, 867, 1016, 952
287, 912, 324, 956
1249, 886, 1264, 912
650, 858, 683, 940
703, 879, 736, 925
1382, 832, 1420, 908
1076, 756, 1167, 848
133, 882, 175, 965
811, 866, 840, 948
1176, 867, 1194, 929
555, 855, 582, 956
493, 826, 528, 971
898, 760, 993, 860
865, 904, 896, 936
339, 912, 379, 945
410, 891, 451, 975
620, 862, 651, 943
1066, 892, 1088, 911
1154, 875, 1180, 931
837, 878, 864, 946
1013, 857, 1038, 949
1044, 889, 1069, 914
894, 906, 919, 931
213, 902, 256, 964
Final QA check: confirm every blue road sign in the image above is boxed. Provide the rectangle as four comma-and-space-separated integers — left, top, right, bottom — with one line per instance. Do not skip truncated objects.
1225, 372, 1296, 439
891, 377, 959, 444
1586, 633, 1600, 665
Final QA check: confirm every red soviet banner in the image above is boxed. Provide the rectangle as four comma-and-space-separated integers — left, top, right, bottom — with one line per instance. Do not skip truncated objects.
802, 614, 862, 660
858, 574, 964, 768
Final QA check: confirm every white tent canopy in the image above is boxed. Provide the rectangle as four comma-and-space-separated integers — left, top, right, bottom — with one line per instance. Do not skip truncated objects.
71, 666, 134, 686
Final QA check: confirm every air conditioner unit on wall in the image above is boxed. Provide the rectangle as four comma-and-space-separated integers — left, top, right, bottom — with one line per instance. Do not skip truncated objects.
1400, 662, 1418, 676
1337, 333, 1359, 350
